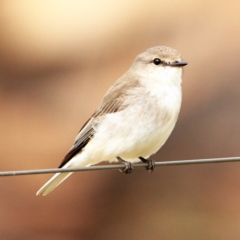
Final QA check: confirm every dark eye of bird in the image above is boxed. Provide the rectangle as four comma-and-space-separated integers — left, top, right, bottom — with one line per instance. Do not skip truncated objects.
153, 58, 162, 65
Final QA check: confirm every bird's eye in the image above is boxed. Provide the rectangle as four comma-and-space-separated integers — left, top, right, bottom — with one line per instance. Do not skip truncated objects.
153, 58, 162, 65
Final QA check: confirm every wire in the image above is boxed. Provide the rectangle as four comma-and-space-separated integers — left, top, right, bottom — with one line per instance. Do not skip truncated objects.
0, 157, 240, 177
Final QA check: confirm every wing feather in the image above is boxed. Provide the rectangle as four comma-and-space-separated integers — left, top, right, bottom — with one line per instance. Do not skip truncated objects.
59, 75, 141, 167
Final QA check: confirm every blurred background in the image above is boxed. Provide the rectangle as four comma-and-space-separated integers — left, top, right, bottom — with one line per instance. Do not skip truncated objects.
0, 0, 240, 239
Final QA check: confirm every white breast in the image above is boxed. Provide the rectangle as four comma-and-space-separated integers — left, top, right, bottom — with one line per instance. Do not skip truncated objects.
85, 67, 182, 164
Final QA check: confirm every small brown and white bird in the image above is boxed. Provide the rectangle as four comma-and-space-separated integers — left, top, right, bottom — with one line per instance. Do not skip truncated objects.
36, 46, 187, 196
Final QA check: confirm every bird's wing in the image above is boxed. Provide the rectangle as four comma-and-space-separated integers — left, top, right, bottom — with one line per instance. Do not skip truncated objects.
59, 76, 141, 167
59, 118, 95, 167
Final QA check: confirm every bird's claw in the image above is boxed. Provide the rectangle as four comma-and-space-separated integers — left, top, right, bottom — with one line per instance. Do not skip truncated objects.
119, 162, 133, 174
117, 156, 133, 174
146, 159, 155, 173
139, 157, 155, 173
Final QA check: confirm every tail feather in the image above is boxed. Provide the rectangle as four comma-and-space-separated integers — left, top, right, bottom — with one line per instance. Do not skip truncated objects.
36, 171, 73, 196
36, 151, 92, 196
36, 156, 83, 196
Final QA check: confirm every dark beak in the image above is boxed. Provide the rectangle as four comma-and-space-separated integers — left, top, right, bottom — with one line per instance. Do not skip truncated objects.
170, 61, 188, 67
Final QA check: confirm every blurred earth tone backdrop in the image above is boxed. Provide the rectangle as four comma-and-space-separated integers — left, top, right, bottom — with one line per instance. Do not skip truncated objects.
0, 1, 240, 239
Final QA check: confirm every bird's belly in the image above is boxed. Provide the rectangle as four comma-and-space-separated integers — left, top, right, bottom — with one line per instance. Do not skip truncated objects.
119, 116, 177, 159
88, 106, 178, 162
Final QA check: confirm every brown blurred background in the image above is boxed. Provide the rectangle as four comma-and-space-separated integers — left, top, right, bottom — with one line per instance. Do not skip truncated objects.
0, 0, 240, 239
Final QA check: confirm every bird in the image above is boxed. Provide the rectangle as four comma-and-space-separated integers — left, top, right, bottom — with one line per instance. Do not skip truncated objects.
36, 46, 187, 196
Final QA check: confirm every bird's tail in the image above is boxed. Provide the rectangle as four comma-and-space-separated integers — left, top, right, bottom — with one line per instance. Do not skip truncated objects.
36, 171, 72, 196
36, 158, 82, 196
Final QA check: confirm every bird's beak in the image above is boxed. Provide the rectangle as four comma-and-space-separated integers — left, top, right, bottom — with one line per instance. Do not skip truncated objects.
170, 61, 188, 67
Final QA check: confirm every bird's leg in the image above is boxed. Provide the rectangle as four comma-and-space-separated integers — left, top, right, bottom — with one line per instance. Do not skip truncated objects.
117, 156, 133, 174
139, 157, 155, 173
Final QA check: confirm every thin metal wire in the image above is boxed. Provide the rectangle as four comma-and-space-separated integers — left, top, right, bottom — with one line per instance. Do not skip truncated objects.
0, 157, 240, 177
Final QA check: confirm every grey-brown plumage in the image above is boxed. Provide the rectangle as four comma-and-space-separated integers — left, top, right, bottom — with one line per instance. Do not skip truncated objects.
37, 46, 187, 196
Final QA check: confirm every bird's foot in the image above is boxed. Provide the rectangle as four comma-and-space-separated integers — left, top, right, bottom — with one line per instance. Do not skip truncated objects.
139, 157, 155, 173
117, 156, 133, 174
